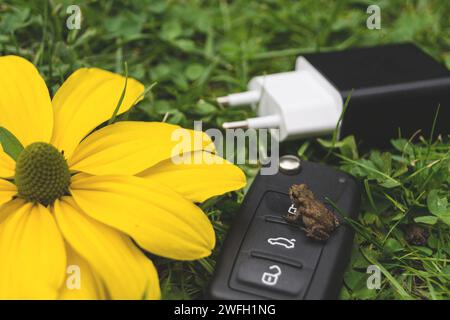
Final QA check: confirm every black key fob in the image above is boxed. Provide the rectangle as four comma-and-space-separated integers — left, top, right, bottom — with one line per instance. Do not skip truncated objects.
208, 156, 361, 300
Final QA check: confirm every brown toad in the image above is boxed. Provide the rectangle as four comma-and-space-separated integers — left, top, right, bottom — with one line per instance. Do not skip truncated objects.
404, 224, 428, 246
285, 184, 340, 241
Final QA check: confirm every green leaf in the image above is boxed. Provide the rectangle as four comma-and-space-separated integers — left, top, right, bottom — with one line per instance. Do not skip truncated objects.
339, 135, 359, 160
362, 211, 379, 225
336, 154, 402, 188
160, 21, 182, 40
343, 270, 366, 290
384, 238, 403, 253
297, 141, 310, 160
427, 190, 448, 216
414, 246, 433, 256
194, 100, 216, 115
0, 127, 24, 161
185, 64, 205, 80
0, 7, 30, 33
391, 138, 414, 156
174, 39, 196, 51
427, 189, 450, 226
379, 179, 402, 189
414, 215, 438, 225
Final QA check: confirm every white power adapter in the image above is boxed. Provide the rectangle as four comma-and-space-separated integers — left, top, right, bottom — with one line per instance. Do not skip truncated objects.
218, 44, 450, 146
219, 57, 343, 141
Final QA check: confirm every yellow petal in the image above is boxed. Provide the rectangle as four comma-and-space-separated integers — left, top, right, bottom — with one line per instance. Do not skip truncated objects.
0, 56, 53, 177
51, 68, 144, 159
0, 178, 16, 207
54, 197, 160, 300
139, 151, 246, 202
0, 198, 24, 225
59, 244, 108, 300
0, 153, 15, 178
70, 174, 215, 261
0, 200, 66, 299
68, 121, 214, 176
0, 56, 54, 147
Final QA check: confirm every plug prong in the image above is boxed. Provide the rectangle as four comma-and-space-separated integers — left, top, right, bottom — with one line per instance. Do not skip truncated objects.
216, 96, 231, 107
216, 90, 260, 107
222, 115, 280, 130
222, 120, 249, 129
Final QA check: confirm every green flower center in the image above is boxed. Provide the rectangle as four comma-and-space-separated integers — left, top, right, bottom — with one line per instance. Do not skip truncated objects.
15, 142, 71, 206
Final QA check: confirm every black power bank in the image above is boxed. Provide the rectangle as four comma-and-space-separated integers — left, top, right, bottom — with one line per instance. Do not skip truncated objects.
303, 43, 450, 147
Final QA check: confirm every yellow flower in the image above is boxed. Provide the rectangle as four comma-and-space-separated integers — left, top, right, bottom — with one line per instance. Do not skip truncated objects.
0, 56, 246, 299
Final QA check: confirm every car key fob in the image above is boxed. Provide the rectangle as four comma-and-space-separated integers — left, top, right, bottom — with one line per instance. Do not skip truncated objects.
208, 156, 361, 300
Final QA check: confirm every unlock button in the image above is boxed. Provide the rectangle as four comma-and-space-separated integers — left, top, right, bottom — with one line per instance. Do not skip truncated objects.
261, 265, 282, 286
235, 256, 312, 297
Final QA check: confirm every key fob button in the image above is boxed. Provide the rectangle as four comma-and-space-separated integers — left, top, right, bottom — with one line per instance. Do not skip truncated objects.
263, 191, 292, 213
235, 256, 312, 297
262, 190, 341, 218
242, 219, 324, 270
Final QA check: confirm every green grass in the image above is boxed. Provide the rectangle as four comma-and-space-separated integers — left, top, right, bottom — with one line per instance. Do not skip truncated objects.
1, 0, 448, 300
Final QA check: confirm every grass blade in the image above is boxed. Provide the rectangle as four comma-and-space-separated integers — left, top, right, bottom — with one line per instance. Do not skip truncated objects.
108, 61, 128, 125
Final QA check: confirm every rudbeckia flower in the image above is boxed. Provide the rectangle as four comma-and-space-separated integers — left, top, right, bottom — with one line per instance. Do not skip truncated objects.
0, 56, 246, 299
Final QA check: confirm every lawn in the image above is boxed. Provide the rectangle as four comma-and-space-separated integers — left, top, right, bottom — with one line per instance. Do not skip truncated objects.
0, 0, 448, 299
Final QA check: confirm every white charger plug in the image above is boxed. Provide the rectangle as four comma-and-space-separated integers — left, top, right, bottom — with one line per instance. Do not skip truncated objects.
218, 57, 343, 141
217, 44, 450, 147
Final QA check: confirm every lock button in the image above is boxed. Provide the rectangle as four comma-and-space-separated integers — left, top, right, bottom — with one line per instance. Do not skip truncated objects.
235, 255, 312, 297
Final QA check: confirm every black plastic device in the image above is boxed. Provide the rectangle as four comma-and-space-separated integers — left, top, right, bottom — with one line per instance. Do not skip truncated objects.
304, 43, 450, 147
208, 159, 361, 300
